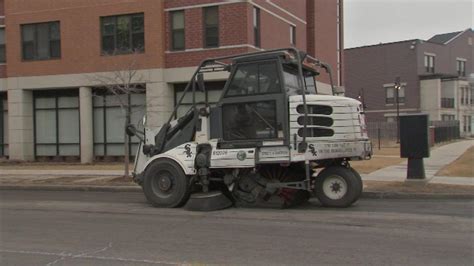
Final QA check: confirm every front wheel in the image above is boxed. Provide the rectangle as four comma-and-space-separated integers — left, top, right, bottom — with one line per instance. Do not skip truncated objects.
143, 159, 190, 208
315, 166, 361, 208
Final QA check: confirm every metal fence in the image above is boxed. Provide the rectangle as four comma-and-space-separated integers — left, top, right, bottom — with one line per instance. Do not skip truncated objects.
366, 121, 399, 149
367, 120, 461, 149
430, 120, 460, 143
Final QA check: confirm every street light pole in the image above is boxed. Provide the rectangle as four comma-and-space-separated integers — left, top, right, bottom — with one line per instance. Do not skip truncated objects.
395, 77, 401, 143
359, 88, 366, 108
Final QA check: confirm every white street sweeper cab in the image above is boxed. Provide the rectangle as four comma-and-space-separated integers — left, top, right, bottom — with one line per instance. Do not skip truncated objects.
127, 48, 372, 210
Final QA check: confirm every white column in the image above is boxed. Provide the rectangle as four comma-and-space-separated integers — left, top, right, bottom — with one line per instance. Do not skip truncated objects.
146, 82, 174, 128
8, 89, 34, 161
79, 86, 93, 163
420, 79, 441, 120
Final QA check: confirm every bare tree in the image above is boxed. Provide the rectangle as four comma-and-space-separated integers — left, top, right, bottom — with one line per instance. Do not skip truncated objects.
90, 55, 144, 178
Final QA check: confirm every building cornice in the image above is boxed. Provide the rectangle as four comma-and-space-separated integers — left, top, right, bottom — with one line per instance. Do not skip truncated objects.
165, 44, 262, 54
164, 0, 303, 26
164, 1, 245, 12
365, 108, 419, 113
264, 0, 306, 25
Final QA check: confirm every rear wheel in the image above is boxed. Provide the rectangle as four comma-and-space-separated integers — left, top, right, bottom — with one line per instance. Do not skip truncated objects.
143, 159, 190, 208
315, 166, 360, 207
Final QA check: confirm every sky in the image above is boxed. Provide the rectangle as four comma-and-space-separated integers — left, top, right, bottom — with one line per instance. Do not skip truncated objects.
344, 0, 474, 48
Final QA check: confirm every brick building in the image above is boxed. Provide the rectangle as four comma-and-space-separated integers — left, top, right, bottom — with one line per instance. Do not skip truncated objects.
344, 29, 474, 136
0, 0, 343, 162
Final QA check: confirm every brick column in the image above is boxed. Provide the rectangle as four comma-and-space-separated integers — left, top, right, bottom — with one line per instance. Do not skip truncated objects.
79, 86, 93, 163
8, 89, 34, 161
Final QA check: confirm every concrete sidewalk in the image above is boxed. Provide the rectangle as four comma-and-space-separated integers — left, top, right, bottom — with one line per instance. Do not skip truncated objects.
0, 169, 123, 176
362, 139, 473, 186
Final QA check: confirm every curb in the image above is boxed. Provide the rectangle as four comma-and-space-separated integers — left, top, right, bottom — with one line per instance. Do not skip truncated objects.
0, 185, 141, 192
1, 185, 472, 199
362, 191, 473, 200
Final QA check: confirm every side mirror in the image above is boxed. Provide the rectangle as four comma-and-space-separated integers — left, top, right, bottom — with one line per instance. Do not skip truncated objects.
126, 124, 137, 137
197, 73, 205, 92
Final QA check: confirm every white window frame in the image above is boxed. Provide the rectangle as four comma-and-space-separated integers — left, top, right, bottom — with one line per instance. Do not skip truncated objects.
424, 53, 435, 73
456, 58, 466, 76
384, 83, 406, 105
290, 25, 296, 46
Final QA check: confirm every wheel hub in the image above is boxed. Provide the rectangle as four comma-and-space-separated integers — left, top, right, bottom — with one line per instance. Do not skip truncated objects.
322, 175, 347, 200
158, 175, 172, 191
331, 182, 342, 193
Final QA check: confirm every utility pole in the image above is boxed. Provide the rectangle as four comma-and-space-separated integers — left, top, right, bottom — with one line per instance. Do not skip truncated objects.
395, 77, 401, 143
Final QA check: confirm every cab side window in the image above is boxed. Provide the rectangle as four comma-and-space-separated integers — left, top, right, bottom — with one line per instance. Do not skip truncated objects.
222, 101, 277, 140
225, 62, 281, 97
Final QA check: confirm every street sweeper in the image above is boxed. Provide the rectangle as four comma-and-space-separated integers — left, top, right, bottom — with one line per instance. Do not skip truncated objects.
126, 48, 372, 211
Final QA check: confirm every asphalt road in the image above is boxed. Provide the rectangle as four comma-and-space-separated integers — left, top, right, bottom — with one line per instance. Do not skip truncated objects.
0, 190, 472, 266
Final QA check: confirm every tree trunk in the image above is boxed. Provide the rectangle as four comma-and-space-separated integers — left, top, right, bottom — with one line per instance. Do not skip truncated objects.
124, 112, 131, 178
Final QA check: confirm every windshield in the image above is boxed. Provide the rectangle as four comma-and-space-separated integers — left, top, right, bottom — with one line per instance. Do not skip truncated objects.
283, 69, 317, 95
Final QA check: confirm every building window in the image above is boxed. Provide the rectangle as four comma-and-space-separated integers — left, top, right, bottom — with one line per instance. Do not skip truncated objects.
440, 97, 455, 108
0, 28, 5, 63
174, 81, 225, 118
457, 60, 466, 77
0, 93, 7, 157
462, 116, 471, 132
101, 13, 144, 55
253, 7, 260, 47
386, 87, 394, 104
441, 114, 455, 121
203, 7, 219, 48
471, 86, 474, 105
385, 86, 405, 104
460, 86, 469, 105
93, 90, 145, 157
469, 87, 472, 106
464, 116, 472, 132
290, 25, 296, 46
398, 86, 405, 103
34, 91, 80, 157
424, 54, 435, 73
170, 11, 185, 50
21, 21, 61, 61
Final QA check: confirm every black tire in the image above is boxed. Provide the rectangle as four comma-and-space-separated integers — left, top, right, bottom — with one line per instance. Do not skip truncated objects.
349, 167, 363, 204
315, 166, 360, 208
287, 190, 312, 207
285, 165, 312, 207
142, 159, 190, 208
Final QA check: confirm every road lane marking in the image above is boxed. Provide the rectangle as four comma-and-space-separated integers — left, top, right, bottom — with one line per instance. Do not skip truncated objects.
45, 242, 113, 266
0, 248, 185, 265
